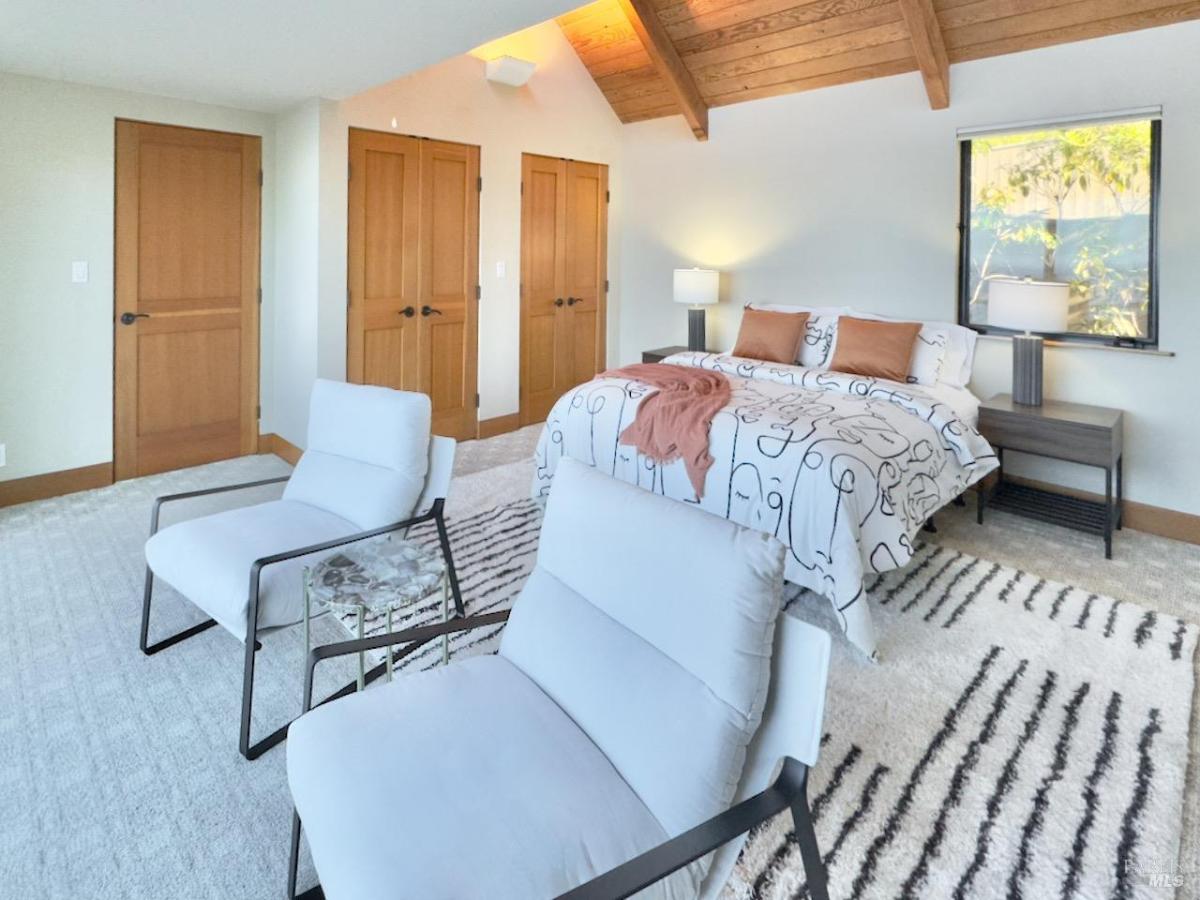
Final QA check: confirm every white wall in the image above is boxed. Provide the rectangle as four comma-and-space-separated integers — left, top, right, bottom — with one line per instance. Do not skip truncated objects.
617, 23, 1200, 517
271, 100, 322, 444
0, 72, 276, 482
268, 20, 623, 440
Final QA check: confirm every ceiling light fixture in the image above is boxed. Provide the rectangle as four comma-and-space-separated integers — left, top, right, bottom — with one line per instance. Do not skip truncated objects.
485, 55, 536, 87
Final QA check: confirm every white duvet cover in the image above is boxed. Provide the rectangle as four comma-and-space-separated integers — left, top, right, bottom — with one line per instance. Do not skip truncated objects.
532, 352, 998, 659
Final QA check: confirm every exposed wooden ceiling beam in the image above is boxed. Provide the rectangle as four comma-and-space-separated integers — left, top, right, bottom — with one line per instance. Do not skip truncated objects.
898, 0, 951, 109
616, 0, 710, 140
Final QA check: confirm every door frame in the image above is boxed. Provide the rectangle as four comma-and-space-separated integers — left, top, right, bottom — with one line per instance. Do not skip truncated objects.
112, 118, 262, 480
344, 126, 481, 440
518, 152, 609, 427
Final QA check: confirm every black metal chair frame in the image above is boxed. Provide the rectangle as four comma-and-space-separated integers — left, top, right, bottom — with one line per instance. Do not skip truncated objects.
286, 613, 829, 900
139, 476, 466, 761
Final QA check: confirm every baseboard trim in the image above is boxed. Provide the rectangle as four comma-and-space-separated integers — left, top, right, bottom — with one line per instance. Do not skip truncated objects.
257, 433, 303, 466
993, 473, 1200, 546
0, 462, 114, 509
477, 413, 521, 440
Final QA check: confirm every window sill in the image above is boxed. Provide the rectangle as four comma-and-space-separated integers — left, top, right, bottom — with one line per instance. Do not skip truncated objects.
977, 333, 1175, 358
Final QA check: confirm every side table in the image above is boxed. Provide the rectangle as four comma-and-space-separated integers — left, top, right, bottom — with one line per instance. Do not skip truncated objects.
977, 393, 1124, 559
305, 538, 451, 690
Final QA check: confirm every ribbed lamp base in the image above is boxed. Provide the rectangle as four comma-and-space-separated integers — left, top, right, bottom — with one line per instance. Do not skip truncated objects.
1012, 334, 1044, 406
687, 308, 706, 352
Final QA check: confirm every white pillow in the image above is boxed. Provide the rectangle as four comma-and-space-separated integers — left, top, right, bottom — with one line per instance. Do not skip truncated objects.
906, 322, 950, 386
934, 321, 978, 388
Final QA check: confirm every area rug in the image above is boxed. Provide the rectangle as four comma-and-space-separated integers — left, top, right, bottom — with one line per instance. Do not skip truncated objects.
360, 497, 1198, 900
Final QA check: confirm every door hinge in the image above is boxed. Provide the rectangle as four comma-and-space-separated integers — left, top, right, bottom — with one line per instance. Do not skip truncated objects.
256, 404, 261, 419
477, 176, 482, 192
347, 162, 352, 181
604, 279, 609, 293
475, 393, 480, 408
258, 169, 263, 187
257, 287, 262, 304
606, 189, 610, 203
346, 287, 351, 308
475, 284, 481, 300
520, 181, 524, 196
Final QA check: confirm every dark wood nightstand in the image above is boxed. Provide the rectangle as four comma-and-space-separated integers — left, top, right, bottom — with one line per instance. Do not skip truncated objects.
977, 394, 1124, 558
642, 345, 689, 364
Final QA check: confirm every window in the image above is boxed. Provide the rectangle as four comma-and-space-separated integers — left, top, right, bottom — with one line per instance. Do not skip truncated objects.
958, 116, 1161, 348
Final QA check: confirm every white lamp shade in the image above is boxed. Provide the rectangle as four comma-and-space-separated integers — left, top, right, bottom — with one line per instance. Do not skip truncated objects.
987, 278, 1070, 333
485, 56, 536, 87
673, 268, 719, 306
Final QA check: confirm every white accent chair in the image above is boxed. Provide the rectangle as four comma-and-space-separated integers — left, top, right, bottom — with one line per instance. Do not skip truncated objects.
286, 458, 831, 900
140, 379, 465, 760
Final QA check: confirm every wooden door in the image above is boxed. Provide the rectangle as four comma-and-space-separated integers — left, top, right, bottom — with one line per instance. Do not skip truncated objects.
347, 129, 480, 440
564, 160, 608, 388
113, 120, 261, 479
519, 154, 568, 426
419, 139, 480, 439
347, 129, 421, 392
519, 154, 608, 426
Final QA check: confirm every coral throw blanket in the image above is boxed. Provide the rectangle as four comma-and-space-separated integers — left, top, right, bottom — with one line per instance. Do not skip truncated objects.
603, 363, 731, 499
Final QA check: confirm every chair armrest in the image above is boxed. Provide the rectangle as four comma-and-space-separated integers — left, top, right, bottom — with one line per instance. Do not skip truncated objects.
249, 501, 441, 575
149, 476, 291, 534
554, 758, 810, 900
302, 610, 510, 712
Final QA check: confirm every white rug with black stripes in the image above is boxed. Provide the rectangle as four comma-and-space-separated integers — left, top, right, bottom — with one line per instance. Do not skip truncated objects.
377, 498, 1198, 900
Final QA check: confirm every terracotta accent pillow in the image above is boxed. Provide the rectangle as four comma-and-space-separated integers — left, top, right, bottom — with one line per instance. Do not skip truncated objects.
829, 316, 922, 383
731, 309, 810, 364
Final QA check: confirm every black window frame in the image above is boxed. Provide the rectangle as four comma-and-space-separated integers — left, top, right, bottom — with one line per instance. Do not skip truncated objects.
957, 117, 1162, 350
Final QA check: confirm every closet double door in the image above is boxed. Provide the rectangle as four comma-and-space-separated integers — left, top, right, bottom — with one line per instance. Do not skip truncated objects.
347, 128, 480, 440
520, 154, 608, 426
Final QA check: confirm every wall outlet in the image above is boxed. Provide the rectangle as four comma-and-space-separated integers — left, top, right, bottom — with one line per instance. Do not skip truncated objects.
0, 444, 6, 467
71, 261, 89, 283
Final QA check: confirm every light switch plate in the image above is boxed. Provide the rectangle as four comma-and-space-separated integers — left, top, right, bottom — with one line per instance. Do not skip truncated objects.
495, 260, 506, 278
71, 261, 89, 283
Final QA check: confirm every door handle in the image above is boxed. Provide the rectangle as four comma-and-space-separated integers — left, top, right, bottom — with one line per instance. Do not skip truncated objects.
119, 312, 150, 325
421, 305, 442, 316
554, 298, 564, 307
399, 306, 415, 318
567, 297, 579, 306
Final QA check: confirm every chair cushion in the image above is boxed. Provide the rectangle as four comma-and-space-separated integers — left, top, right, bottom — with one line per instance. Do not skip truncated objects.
502, 459, 784, 845
283, 380, 430, 529
145, 500, 358, 641
288, 655, 700, 900
698, 612, 833, 900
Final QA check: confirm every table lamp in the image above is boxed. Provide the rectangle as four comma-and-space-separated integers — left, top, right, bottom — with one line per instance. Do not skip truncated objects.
673, 268, 719, 352
987, 277, 1070, 406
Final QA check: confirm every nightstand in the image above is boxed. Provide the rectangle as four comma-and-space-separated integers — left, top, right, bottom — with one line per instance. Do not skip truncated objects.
977, 394, 1124, 558
642, 345, 689, 364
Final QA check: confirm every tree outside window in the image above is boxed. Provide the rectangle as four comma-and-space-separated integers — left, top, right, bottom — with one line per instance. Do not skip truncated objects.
960, 119, 1159, 346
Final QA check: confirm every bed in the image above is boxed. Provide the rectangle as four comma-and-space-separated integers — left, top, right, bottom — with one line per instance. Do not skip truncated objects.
531, 308, 999, 660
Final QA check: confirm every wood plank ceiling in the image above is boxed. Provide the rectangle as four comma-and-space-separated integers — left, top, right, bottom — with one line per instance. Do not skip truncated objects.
557, 0, 1200, 138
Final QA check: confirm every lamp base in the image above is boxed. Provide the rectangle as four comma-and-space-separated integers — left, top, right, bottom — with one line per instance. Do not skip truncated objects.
687, 308, 706, 352
1012, 334, 1044, 406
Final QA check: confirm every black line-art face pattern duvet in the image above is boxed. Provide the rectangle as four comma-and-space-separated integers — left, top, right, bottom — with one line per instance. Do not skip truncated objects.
533, 352, 999, 660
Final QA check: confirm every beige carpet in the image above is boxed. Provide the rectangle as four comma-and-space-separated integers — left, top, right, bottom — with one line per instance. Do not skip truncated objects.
1, 429, 1196, 899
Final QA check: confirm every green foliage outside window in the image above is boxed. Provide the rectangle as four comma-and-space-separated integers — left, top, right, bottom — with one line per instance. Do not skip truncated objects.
963, 120, 1156, 342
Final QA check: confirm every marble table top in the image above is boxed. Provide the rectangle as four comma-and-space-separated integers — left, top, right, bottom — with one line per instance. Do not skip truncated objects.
307, 537, 445, 614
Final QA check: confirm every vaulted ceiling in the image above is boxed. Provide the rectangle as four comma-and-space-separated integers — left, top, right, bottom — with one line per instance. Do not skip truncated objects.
557, 0, 1200, 139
